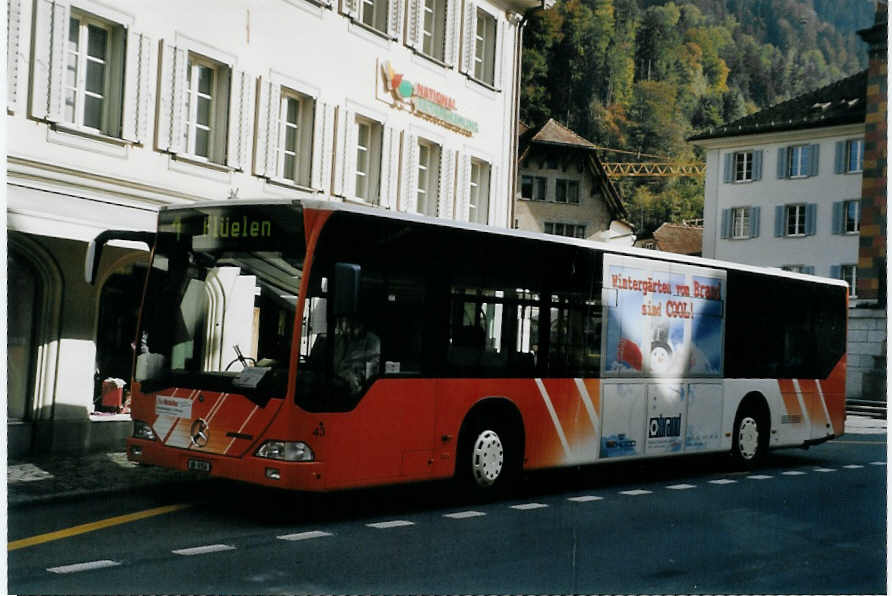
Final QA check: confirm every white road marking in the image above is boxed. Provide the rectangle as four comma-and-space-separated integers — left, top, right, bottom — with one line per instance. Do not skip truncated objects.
747, 475, 773, 479
444, 511, 486, 519
708, 479, 737, 485
813, 467, 836, 472
277, 530, 333, 541
782, 471, 807, 476
47, 560, 121, 574
870, 461, 886, 466
619, 489, 652, 496
172, 544, 236, 556
366, 520, 415, 529
510, 503, 549, 510
843, 464, 865, 469
568, 495, 603, 502
666, 484, 696, 490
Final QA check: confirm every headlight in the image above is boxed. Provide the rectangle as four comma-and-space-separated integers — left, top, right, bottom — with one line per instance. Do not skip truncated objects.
133, 420, 156, 441
255, 440, 314, 462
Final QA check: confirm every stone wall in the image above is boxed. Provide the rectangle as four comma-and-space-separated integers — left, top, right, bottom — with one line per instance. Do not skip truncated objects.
846, 307, 887, 401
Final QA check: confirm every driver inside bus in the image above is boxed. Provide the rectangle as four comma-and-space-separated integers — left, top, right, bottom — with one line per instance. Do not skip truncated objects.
332, 315, 381, 394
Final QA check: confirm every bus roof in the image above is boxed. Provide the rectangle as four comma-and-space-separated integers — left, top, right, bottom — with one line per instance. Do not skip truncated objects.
160, 198, 849, 289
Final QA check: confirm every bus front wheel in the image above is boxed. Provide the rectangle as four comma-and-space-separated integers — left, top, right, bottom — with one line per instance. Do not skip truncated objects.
731, 408, 767, 468
457, 419, 518, 496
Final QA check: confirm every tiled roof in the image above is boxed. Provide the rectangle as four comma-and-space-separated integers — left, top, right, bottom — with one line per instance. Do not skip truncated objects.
689, 70, 868, 142
520, 118, 599, 149
653, 223, 703, 255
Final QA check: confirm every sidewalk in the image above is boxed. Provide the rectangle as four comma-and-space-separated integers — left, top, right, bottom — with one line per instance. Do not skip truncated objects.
6, 416, 887, 507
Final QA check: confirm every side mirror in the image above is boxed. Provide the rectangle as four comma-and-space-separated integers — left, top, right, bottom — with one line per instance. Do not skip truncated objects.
333, 263, 361, 316
84, 230, 155, 285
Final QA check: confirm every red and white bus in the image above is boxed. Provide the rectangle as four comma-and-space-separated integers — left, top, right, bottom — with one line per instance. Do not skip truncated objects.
88, 199, 848, 493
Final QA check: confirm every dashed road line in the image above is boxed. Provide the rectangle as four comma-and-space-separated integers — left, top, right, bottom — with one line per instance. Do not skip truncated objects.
747, 475, 773, 480
47, 560, 121, 574
510, 503, 549, 510
277, 531, 332, 541
782, 471, 807, 476
667, 483, 696, 490
568, 495, 603, 502
843, 464, 864, 469
367, 520, 415, 529
870, 461, 886, 466
619, 489, 652, 496
813, 467, 836, 472
172, 544, 236, 556
709, 479, 737, 485
444, 511, 486, 519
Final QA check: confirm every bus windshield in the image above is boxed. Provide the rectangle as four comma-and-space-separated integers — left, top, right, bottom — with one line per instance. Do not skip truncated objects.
136, 204, 304, 403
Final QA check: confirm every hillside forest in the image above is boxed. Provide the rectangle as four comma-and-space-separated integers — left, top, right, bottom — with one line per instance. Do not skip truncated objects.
520, 0, 876, 235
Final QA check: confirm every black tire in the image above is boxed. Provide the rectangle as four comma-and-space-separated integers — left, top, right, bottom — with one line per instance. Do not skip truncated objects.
456, 417, 519, 498
731, 407, 768, 468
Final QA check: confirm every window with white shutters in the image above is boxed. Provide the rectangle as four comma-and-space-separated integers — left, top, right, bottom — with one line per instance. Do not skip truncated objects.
416, 139, 442, 216
406, 0, 455, 64
354, 115, 384, 204
468, 158, 491, 224
274, 90, 315, 187
473, 8, 496, 85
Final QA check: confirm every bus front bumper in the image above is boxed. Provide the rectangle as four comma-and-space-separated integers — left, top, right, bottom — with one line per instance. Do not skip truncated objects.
127, 438, 328, 491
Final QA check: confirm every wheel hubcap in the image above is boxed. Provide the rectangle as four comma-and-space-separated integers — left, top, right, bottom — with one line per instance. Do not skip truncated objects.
471, 429, 504, 487
738, 416, 760, 460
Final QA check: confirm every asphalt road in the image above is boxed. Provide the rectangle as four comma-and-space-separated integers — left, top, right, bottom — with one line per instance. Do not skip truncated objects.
8, 434, 886, 594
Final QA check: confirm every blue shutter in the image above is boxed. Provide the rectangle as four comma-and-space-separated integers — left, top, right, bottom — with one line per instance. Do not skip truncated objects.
720, 209, 730, 239
830, 265, 841, 280
777, 147, 787, 179
805, 203, 817, 235
774, 205, 785, 237
750, 206, 760, 238
808, 144, 820, 176
831, 201, 843, 234
834, 141, 846, 174
803, 266, 815, 275
752, 150, 763, 181
723, 153, 733, 183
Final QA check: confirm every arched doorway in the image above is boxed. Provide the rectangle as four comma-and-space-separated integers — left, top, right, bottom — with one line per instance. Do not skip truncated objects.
7, 250, 41, 420
95, 258, 149, 408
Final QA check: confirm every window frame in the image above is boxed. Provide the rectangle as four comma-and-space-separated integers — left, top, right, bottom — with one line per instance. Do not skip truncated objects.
846, 139, 864, 173
416, 138, 441, 216
520, 175, 546, 201
63, 11, 117, 135
785, 203, 807, 237
183, 54, 219, 162
787, 145, 810, 179
734, 151, 753, 183
275, 89, 316, 187
420, 0, 447, 61
842, 199, 860, 234
468, 158, 491, 224
545, 222, 585, 238
840, 264, 857, 297
359, 0, 389, 34
472, 7, 496, 87
354, 114, 384, 204
731, 207, 751, 239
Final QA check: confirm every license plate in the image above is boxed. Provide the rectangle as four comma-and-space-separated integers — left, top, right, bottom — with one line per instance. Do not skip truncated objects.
187, 458, 211, 473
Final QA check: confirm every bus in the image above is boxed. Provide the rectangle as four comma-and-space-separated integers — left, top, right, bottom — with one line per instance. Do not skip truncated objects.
86, 198, 848, 493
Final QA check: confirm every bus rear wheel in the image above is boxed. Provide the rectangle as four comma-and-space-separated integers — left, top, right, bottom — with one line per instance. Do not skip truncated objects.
731, 408, 766, 468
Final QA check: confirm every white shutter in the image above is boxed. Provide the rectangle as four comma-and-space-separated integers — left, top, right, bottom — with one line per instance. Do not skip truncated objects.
253, 80, 270, 175
487, 163, 498, 225
264, 83, 282, 177
311, 100, 332, 191
444, 0, 460, 66
460, 1, 477, 75
226, 70, 253, 170
321, 103, 336, 194
122, 31, 154, 143
343, 111, 358, 198
8, 0, 21, 108
157, 41, 187, 153
332, 106, 349, 196
437, 149, 456, 219
379, 125, 398, 209
31, 0, 68, 121
388, 0, 403, 40
455, 152, 472, 221
343, 0, 359, 20
400, 132, 419, 212
406, 0, 422, 49
492, 17, 504, 89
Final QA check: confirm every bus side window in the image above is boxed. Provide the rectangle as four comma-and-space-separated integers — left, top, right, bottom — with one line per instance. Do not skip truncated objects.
378, 276, 425, 375
547, 291, 601, 377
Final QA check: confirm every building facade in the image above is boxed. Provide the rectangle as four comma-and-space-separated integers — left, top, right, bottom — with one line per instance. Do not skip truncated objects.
690, 3, 887, 404
514, 119, 630, 242
7, 0, 539, 455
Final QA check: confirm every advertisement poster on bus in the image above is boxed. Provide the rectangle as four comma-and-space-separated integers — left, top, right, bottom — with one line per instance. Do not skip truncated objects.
602, 254, 726, 379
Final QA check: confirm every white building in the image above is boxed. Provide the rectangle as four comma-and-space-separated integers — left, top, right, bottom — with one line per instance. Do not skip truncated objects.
6, 0, 540, 455
691, 71, 866, 290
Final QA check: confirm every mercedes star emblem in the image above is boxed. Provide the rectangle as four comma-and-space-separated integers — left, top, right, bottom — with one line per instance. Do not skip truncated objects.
190, 418, 209, 448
